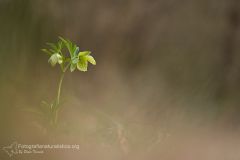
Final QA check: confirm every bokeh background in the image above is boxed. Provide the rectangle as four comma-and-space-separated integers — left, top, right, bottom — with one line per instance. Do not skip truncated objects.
1, 0, 240, 159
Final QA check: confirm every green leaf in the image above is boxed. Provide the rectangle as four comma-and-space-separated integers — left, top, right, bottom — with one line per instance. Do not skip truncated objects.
71, 56, 79, 64
57, 41, 63, 52
67, 39, 74, 56
86, 55, 96, 65
71, 44, 77, 55
41, 49, 52, 56
49, 49, 56, 53
70, 63, 77, 72
58, 36, 67, 44
47, 43, 58, 51
41, 101, 50, 107
78, 51, 91, 57
77, 56, 88, 72
59, 36, 73, 56
73, 47, 79, 56
48, 53, 63, 66
71, 47, 80, 64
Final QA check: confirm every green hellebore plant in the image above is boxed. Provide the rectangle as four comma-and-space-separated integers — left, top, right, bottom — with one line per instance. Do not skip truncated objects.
41, 37, 96, 126
42, 37, 96, 72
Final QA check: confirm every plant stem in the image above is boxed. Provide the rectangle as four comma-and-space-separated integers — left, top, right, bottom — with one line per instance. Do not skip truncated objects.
57, 72, 65, 106
53, 63, 70, 125
54, 71, 65, 125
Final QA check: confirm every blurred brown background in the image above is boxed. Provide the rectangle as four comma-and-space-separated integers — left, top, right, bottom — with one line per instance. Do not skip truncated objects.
1, 0, 240, 159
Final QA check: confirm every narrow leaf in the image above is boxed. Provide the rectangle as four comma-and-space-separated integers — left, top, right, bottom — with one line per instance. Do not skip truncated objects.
73, 47, 79, 56
59, 36, 72, 56
71, 56, 79, 64
41, 49, 52, 56
47, 43, 58, 51
70, 63, 77, 72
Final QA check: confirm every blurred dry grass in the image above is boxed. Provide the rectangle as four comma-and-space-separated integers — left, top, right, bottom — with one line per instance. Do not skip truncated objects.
1, 0, 240, 159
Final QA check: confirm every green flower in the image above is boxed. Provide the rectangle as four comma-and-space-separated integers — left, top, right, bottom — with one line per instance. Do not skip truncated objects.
42, 36, 96, 73
48, 53, 63, 66
76, 51, 96, 72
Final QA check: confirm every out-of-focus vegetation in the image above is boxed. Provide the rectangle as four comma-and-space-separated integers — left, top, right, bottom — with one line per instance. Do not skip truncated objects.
0, 0, 240, 159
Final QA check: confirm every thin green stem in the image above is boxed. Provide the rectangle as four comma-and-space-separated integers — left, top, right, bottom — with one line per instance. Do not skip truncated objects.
57, 62, 70, 105
57, 72, 65, 106
53, 72, 64, 125
54, 109, 59, 125
53, 63, 70, 125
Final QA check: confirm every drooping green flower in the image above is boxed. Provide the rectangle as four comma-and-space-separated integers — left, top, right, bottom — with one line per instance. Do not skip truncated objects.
42, 36, 96, 73
77, 51, 96, 72
48, 53, 63, 66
